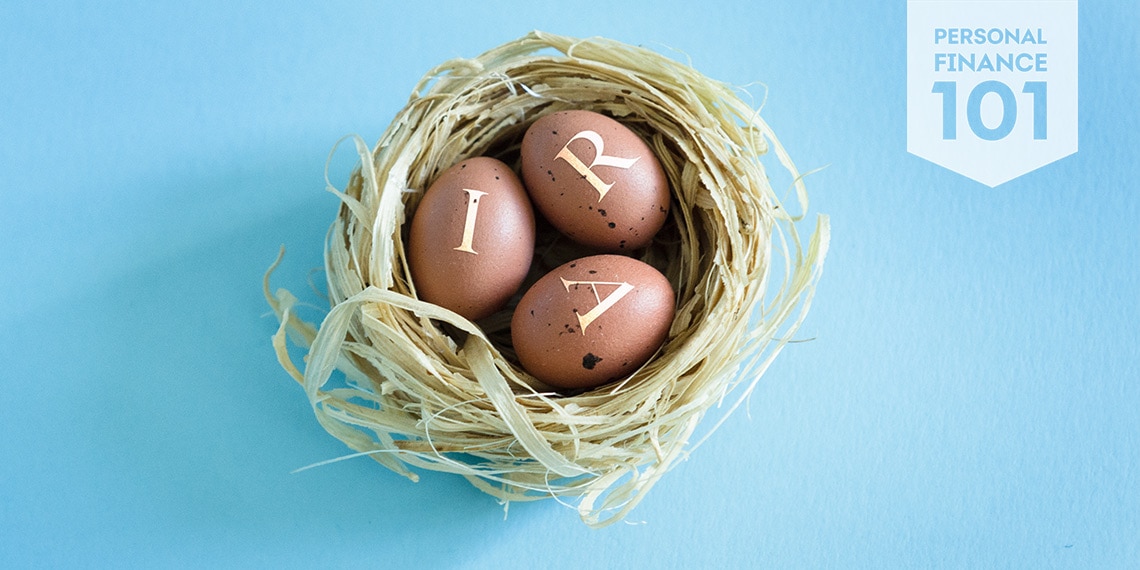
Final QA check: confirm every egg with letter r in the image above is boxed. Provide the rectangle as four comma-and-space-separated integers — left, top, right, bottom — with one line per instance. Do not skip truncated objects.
520, 110, 670, 252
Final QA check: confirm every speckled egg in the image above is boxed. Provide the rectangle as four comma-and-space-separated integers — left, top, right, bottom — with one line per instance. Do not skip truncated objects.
520, 110, 670, 252
408, 157, 535, 321
511, 254, 675, 390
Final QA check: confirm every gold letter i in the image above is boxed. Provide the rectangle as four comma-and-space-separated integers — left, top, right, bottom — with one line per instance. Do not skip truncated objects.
454, 188, 488, 254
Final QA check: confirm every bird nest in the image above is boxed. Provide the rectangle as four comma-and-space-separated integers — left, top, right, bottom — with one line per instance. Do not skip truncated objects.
265, 30, 829, 527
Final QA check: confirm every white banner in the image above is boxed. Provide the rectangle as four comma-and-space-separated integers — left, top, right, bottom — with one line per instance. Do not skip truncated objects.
907, 0, 1078, 187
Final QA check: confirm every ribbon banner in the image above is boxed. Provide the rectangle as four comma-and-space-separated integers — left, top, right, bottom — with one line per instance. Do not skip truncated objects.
907, 1, 1078, 187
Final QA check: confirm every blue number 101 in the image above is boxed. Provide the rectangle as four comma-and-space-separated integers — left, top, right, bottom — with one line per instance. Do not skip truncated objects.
932, 80, 1047, 141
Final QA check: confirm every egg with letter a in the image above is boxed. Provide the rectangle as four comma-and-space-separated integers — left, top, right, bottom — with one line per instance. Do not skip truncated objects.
408, 157, 535, 321
511, 254, 675, 390
520, 110, 670, 252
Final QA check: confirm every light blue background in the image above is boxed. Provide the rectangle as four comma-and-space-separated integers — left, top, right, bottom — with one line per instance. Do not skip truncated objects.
2, 1, 1136, 567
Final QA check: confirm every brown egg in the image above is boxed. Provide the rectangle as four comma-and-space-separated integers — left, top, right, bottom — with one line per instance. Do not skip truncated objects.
511, 254, 675, 390
520, 110, 670, 252
408, 157, 535, 321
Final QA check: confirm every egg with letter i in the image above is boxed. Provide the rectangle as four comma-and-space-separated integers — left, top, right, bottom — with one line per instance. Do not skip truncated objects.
408, 157, 535, 321
511, 254, 675, 390
520, 110, 670, 252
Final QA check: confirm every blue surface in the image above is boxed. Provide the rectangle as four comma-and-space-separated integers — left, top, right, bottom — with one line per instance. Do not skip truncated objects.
2, 1, 1137, 567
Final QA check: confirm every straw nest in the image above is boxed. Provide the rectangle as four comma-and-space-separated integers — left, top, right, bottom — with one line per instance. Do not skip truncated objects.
265, 31, 829, 527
